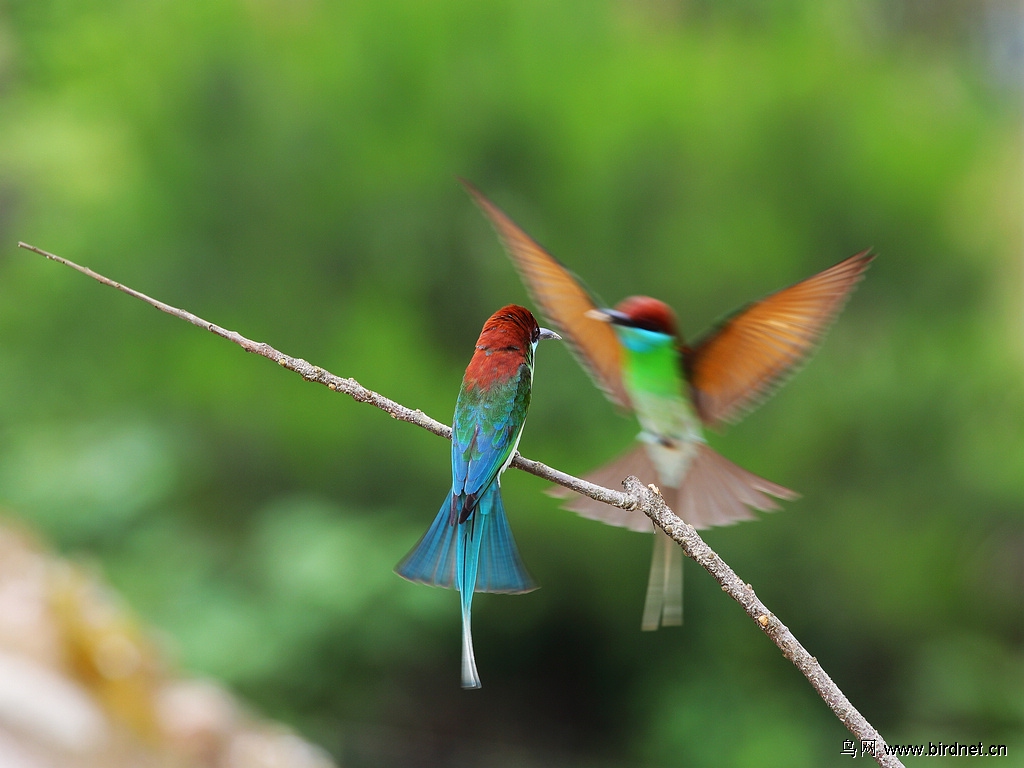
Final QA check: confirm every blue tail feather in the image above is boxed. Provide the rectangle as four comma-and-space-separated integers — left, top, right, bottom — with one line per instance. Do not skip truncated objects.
395, 487, 535, 594
475, 489, 537, 594
456, 510, 484, 688
395, 492, 458, 588
396, 484, 537, 689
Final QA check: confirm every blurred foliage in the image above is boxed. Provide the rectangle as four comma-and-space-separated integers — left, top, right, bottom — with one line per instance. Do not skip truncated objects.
0, 0, 1021, 766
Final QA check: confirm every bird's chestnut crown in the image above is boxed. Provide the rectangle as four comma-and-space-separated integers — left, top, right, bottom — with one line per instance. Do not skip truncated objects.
609, 296, 680, 338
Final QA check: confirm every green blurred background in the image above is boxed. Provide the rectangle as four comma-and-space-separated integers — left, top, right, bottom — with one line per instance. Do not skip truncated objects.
0, 0, 1022, 765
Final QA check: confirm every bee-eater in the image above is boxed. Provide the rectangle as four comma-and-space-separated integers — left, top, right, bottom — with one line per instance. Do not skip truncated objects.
396, 304, 560, 688
463, 181, 873, 631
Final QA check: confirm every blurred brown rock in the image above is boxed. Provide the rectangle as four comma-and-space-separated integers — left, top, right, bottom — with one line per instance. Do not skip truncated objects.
0, 517, 337, 768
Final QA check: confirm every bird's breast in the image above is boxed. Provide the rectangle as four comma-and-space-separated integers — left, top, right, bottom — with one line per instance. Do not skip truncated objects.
630, 389, 704, 489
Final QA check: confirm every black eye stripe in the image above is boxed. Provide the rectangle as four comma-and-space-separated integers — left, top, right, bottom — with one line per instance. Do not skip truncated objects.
615, 317, 663, 333
634, 320, 664, 333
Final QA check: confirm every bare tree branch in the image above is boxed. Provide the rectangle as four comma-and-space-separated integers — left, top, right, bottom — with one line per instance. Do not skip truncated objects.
17, 241, 902, 767
625, 477, 899, 764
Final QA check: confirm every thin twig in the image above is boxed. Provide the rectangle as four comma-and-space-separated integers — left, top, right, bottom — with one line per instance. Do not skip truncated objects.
18, 241, 902, 767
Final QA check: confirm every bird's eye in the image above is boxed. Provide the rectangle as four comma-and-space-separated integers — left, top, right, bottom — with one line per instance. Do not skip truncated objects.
531, 326, 540, 343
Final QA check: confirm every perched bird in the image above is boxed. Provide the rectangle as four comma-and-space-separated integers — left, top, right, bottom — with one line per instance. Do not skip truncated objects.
396, 304, 560, 688
464, 181, 873, 631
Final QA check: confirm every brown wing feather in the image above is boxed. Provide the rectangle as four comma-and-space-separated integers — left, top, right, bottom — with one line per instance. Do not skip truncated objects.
686, 250, 874, 428
673, 443, 798, 528
462, 180, 631, 409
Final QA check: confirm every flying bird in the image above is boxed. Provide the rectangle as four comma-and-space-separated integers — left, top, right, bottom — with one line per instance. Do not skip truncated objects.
463, 180, 873, 631
396, 304, 560, 688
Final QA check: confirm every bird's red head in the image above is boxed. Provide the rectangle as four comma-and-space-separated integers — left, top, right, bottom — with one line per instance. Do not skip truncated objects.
464, 305, 559, 388
477, 304, 543, 351
611, 296, 680, 338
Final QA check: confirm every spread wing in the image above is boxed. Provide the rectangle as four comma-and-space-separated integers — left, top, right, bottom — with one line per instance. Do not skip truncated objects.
462, 180, 631, 410
685, 250, 874, 428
